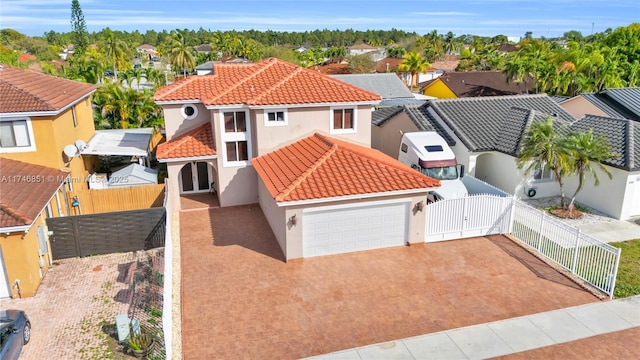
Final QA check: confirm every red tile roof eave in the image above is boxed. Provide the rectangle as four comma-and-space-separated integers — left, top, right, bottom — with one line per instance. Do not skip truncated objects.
158, 154, 218, 163
0, 89, 96, 116
0, 174, 69, 232
268, 187, 435, 206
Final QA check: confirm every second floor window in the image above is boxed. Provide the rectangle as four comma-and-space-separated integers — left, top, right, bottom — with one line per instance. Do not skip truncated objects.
225, 141, 248, 162
0, 119, 32, 149
224, 111, 246, 133
332, 108, 355, 131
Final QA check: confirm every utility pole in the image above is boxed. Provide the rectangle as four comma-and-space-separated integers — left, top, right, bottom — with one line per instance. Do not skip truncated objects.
591, 22, 595, 35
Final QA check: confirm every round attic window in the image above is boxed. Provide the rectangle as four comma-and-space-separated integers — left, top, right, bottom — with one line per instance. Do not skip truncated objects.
181, 104, 198, 120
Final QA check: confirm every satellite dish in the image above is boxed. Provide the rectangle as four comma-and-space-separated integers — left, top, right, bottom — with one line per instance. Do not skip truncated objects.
75, 139, 87, 151
63, 144, 79, 158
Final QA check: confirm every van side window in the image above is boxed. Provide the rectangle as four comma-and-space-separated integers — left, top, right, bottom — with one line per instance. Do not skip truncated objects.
401, 143, 408, 153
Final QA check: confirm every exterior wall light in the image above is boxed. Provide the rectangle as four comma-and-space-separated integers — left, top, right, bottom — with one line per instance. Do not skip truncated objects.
415, 200, 425, 212
289, 214, 298, 225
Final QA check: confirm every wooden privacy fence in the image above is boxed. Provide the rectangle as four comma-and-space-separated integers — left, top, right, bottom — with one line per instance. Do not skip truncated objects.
46, 207, 166, 260
67, 184, 164, 214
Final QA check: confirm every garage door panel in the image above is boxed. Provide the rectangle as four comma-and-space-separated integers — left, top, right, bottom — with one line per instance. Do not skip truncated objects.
303, 201, 409, 257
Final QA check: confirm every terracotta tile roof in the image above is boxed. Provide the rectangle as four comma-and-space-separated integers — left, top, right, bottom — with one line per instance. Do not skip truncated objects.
375, 57, 403, 73
252, 133, 440, 202
0, 64, 95, 114
427, 59, 460, 72
156, 123, 216, 160
153, 58, 380, 106
0, 158, 68, 229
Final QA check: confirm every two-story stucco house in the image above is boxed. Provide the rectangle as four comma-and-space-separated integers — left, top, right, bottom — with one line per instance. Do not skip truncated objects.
0, 65, 97, 298
154, 58, 440, 260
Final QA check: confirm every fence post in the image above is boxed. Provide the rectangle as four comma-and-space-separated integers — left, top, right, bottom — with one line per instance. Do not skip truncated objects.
537, 210, 545, 252
570, 227, 581, 274
608, 247, 622, 299
507, 198, 516, 234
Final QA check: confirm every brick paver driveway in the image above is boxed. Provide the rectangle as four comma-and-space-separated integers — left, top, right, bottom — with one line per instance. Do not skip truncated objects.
181, 204, 600, 360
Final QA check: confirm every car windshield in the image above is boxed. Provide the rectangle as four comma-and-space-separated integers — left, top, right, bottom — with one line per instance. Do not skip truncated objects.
421, 166, 458, 180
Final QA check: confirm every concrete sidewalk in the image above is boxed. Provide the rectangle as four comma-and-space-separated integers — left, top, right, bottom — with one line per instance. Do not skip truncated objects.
306, 295, 640, 360
578, 220, 640, 243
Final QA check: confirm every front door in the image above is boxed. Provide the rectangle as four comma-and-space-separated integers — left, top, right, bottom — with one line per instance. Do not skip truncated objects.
179, 162, 211, 194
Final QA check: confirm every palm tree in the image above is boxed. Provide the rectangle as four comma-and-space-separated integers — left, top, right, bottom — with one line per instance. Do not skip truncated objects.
98, 84, 136, 129
398, 51, 430, 89
168, 30, 196, 77
100, 29, 129, 79
567, 130, 614, 210
517, 117, 574, 209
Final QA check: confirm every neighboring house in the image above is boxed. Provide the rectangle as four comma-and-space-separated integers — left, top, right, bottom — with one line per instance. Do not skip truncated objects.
375, 57, 403, 73
58, 44, 74, 60
195, 44, 212, 53
330, 73, 424, 107
372, 94, 640, 219
136, 44, 156, 54
568, 115, 640, 219
0, 65, 97, 189
154, 57, 441, 259
420, 71, 533, 99
417, 57, 461, 84
195, 61, 214, 75
0, 158, 69, 299
559, 88, 640, 121
347, 43, 378, 56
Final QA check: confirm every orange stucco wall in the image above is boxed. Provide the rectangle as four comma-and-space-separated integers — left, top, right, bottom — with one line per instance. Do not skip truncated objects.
423, 80, 457, 99
2, 97, 96, 188
0, 207, 53, 298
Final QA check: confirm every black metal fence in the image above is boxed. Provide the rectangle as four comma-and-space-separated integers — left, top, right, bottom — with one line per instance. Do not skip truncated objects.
46, 208, 166, 260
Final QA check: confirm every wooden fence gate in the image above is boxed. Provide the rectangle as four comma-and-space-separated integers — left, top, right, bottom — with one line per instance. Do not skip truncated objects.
46, 208, 166, 260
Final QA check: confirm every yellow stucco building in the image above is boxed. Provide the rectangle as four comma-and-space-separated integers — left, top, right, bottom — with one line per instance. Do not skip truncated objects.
0, 65, 96, 298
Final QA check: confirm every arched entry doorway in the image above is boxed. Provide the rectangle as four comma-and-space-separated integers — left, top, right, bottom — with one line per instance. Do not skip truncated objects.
179, 161, 214, 193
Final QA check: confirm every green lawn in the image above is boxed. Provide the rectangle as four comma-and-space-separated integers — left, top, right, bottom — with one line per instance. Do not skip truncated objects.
612, 239, 640, 298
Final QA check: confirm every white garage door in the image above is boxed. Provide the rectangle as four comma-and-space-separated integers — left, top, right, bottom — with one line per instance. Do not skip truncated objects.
303, 201, 409, 257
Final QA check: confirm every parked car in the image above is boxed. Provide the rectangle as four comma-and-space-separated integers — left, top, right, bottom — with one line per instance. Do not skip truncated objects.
103, 69, 115, 77
0, 310, 31, 360
133, 63, 141, 69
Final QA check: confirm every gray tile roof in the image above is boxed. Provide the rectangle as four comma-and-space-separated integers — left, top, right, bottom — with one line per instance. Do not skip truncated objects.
403, 104, 456, 146
580, 93, 628, 119
570, 115, 640, 171
378, 98, 427, 107
428, 94, 576, 153
330, 73, 414, 99
371, 104, 456, 146
372, 106, 403, 126
601, 88, 640, 119
550, 95, 569, 104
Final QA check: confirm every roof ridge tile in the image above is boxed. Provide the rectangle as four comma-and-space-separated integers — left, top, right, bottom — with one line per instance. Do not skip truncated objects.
206, 59, 275, 104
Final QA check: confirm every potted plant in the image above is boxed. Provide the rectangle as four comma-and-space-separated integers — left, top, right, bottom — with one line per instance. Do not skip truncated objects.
128, 327, 154, 358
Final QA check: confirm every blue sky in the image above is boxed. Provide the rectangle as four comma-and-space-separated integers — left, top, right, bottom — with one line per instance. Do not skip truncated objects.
1, 0, 638, 38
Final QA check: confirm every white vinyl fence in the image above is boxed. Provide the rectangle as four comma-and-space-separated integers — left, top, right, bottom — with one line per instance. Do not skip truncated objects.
425, 195, 621, 298
511, 201, 621, 298
425, 194, 512, 242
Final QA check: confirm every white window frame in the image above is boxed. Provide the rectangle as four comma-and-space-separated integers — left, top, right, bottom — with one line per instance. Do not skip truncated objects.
0, 117, 36, 153
533, 163, 554, 182
329, 106, 357, 135
181, 104, 199, 120
263, 109, 288, 127
219, 109, 252, 167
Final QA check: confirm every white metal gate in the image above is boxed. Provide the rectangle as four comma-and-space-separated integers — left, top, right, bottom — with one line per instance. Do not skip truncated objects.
425, 195, 512, 242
